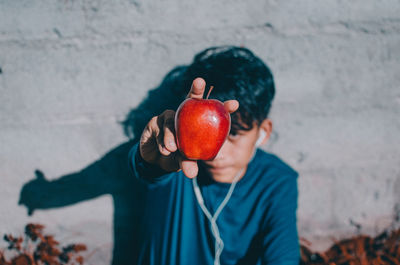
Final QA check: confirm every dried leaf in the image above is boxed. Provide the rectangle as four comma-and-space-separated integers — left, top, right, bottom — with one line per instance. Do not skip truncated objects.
1, 224, 87, 265
301, 227, 400, 264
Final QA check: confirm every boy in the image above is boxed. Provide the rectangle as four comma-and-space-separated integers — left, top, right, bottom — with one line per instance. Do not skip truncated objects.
129, 46, 299, 264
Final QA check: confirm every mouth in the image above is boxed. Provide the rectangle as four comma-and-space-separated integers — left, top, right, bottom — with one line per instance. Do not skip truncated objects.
202, 163, 230, 173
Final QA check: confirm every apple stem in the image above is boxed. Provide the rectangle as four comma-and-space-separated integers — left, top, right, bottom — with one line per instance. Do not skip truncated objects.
206, 86, 214, 99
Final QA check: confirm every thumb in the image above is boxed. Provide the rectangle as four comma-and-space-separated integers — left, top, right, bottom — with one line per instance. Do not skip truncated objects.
223, 100, 239, 114
179, 159, 198, 179
28, 208, 35, 216
35, 169, 46, 180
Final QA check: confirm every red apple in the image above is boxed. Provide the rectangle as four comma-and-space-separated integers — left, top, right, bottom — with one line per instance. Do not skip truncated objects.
174, 87, 231, 160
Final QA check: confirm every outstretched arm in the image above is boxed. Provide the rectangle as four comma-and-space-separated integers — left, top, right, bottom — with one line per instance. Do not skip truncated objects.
19, 141, 134, 215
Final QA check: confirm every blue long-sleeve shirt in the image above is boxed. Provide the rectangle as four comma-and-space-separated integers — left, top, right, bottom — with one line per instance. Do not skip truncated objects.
128, 143, 300, 265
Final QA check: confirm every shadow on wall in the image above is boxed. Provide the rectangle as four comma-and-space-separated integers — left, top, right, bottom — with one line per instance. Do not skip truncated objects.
18, 65, 189, 265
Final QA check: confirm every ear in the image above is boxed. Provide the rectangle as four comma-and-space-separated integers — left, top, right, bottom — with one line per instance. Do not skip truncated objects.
259, 119, 273, 146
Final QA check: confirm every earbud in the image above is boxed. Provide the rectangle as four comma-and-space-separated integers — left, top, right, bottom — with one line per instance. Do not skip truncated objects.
255, 129, 267, 147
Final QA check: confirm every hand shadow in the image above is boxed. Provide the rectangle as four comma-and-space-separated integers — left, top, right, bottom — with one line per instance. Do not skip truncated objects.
19, 65, 188, 265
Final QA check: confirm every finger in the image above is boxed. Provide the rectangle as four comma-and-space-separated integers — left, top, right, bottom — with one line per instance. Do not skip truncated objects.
159, 151, 181, 172
143, 116, 160, 149
28, 208, 34, 216
179, 159, 198, 179
163, 111, 178, 153
223, 100, 239, 114
35, 169, 45, 180
186, 77, 206, 99
154, 115, 171, 156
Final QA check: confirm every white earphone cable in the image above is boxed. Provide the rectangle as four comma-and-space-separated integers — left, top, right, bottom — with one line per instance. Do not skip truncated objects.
192, 168, 243, 265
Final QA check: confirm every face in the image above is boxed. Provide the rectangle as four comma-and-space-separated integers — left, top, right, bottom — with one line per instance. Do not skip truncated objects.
200, 119, 272, 183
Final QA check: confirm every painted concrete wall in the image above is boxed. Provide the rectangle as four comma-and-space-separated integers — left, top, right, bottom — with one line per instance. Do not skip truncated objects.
1, 0, 400, 262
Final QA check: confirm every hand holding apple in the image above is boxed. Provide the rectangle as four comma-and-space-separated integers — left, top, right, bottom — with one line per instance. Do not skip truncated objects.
175, 85, 231, 160
139, 78, 239, 179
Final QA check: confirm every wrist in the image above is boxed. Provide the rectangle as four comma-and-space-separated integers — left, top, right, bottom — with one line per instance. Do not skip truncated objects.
135, 145, 168, 180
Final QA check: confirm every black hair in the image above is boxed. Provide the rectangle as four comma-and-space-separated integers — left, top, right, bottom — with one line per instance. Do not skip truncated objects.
122, 46, 275, 140
182, 46, 275, 134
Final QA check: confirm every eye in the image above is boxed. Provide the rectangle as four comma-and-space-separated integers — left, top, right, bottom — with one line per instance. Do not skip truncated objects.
228, 134, 240, 141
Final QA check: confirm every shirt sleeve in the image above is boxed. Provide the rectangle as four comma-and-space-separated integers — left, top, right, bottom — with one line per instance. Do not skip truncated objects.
261, 173, 300, 265
128, 142, 172, 184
